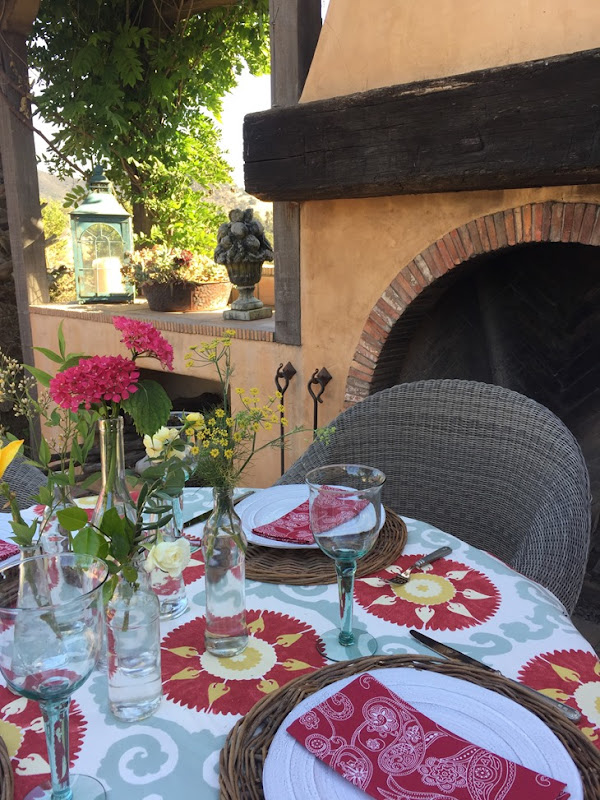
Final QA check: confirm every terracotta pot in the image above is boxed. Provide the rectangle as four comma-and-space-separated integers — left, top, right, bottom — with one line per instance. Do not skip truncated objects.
142, 281, 231, 312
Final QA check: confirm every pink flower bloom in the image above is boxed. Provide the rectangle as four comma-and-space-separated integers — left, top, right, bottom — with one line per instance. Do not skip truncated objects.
113, 316, 174, 371
49, 355, 140, 412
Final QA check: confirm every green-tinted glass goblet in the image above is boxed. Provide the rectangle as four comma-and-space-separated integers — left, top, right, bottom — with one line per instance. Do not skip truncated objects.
0, 553, 108, 800
306, 464, 386, 662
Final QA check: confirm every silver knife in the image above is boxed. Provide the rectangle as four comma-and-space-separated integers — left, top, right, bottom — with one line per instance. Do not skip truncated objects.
409, 629, 581, 724
184, 490, 255, 528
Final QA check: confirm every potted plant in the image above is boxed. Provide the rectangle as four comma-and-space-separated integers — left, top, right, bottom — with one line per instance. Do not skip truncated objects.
122, 245, 231, 312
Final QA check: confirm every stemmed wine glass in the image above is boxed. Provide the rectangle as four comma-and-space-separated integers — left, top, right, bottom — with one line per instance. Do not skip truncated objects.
0, 553, 108, 799
306, 464, 386, 662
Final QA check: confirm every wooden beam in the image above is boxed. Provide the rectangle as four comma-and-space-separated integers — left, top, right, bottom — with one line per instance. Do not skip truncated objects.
244, 48, 600, 202
267, 0, 321, 346
0, 0, 39, 35
0, 31, 49, 372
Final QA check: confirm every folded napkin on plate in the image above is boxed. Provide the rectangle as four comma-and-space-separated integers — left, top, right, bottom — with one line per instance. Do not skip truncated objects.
252, 491, 368, 545
287, 673, 569, 800
0, 540, 20, 562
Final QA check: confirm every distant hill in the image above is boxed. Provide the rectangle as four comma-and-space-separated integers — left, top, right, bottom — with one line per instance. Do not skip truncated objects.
37, 170, 81, 203
36, 170, 273, 239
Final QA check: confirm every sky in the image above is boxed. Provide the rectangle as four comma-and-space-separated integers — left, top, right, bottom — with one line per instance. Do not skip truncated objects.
219, 0, 331, 186
218, 70, 271, 187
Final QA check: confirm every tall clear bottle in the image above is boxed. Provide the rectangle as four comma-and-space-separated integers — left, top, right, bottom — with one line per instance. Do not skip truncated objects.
91, 416, 136, 528
202, 487, 248, 657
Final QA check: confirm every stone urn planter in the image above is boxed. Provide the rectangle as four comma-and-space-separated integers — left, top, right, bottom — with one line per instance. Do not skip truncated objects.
142, 280, 231, 313
214, 208, 274, 321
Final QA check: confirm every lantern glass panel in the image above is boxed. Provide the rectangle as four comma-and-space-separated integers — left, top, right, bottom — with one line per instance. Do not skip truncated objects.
79, 223, 126, 298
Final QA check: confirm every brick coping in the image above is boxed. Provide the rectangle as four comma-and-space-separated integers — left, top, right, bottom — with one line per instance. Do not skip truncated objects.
30, 301, 276, 342
346, 201, 600, 406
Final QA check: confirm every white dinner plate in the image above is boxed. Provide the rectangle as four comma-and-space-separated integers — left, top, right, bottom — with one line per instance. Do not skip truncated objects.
262, 668, 583, 800
237, 485, 387, 550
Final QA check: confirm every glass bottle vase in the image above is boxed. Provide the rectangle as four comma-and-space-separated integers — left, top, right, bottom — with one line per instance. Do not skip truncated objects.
202, 487, 248, 657
106, 567, 162, 722
40, 483, 76, 554
91, 417, 136, 528
146, 491, 188, 619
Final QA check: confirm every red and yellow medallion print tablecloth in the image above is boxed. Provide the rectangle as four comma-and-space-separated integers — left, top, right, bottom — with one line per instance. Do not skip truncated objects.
0, 496, 598, 799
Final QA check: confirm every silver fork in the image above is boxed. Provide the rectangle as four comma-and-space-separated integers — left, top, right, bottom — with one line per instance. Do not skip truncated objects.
384, 546, 453, 586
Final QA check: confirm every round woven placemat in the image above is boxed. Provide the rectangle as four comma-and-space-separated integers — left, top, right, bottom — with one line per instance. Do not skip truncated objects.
219, 654, 600, 800
245, 508, 406, 585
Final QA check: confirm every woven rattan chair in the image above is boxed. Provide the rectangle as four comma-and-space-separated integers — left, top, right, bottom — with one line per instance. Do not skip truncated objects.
1, 454, 46, 510
279, 380, 591, 614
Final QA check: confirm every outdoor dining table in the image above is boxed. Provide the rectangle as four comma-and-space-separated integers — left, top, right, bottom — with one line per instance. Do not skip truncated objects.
0, 487, 598, 799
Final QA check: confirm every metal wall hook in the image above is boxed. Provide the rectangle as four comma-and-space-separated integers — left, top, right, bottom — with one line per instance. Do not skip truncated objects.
308, 367, 332, 435
275, 362, 297, 475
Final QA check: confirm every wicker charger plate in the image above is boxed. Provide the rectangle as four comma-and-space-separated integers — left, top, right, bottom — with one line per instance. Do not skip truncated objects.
219, 654, 600, 800
0, 735, 13, 800
245, 508, 406, 585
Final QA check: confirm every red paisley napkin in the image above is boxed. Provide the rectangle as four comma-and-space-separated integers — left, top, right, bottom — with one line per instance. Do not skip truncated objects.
288, 673, 569, 800
0, 540, 20, 562
252, 491, 369, 545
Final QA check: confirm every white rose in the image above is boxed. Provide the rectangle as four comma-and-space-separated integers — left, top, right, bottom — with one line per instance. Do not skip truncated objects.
144, 538, 191, 577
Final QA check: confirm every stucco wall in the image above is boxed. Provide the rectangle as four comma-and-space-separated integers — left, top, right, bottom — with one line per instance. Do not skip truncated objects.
296, 0, 600, 428
304, 0, 600, 101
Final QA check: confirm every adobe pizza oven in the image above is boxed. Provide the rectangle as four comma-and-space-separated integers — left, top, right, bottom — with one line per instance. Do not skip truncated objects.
244, 2, 600, 586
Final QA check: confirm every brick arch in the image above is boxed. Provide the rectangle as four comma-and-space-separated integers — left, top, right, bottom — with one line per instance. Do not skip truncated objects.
345, 200, 600, 406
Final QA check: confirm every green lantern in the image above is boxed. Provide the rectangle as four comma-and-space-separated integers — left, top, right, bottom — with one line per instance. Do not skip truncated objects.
70, 165, 134, 303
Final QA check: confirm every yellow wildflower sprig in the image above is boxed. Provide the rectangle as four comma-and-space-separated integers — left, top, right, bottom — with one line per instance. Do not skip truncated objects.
185, 332, 333, 499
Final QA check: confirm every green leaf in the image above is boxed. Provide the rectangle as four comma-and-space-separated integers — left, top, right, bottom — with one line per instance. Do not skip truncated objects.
59, 354, 86, 372
121, 380, 172, 436
57, 506, 89, 531
33, 346, 64, 364
38, 437, 51, 468
9, 521, 36, 546
24, 364, 52, 388
121, 564, 138, 583
57, 321, 66, 359
80, 471, 101, 490
72, 527, 108, 558
103, 575, 118, 604
36, 485, 53, 506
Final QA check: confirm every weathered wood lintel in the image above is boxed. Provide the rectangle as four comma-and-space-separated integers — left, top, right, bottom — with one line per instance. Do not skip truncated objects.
244, 48, 600, 202
1, 0, 39, 34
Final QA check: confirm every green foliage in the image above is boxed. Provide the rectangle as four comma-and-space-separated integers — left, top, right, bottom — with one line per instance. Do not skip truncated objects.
121, 379, 172, 436
30, 0, 270, 251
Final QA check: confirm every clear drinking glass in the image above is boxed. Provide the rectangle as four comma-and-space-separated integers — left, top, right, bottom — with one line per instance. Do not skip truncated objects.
0, 553, 108, 799
306, 464, 386, 662
106, 569, 162, 722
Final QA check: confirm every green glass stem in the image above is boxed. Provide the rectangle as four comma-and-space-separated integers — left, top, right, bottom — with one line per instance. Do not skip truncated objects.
335, 560, 357, 647
40, 696, 72, 800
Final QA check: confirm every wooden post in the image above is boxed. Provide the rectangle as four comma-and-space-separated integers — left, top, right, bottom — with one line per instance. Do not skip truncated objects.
0, 30, 49, 372
262, 0, 321, 345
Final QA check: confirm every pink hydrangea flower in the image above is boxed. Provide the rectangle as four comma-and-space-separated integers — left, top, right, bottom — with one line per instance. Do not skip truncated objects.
113, 316, 174, 371
49, 355, 140, 412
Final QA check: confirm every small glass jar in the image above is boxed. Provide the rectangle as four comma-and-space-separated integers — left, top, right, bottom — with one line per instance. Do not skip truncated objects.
106, 567, 162, 722
202, 487, 248, 657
